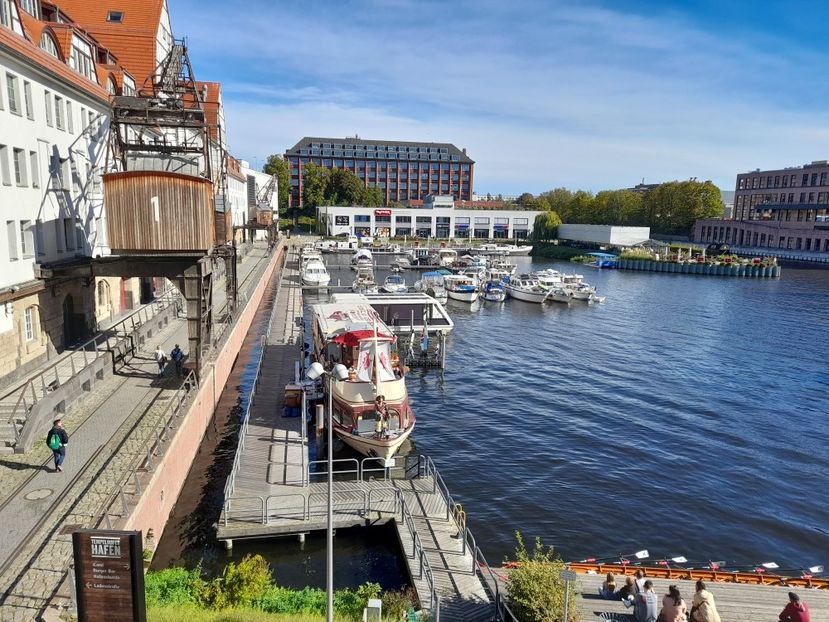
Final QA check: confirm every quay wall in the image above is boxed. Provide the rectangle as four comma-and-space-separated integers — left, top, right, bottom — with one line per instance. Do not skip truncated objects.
615, 259, 782, 277
122, 241, 287, 543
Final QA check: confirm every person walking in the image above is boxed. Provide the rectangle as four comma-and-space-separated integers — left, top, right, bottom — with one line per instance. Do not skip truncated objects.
47, 418, 69, 472
690, 580, 721, 622
779, 592, 811, 622
170, 344, 184, 377
154, 345, 167, 377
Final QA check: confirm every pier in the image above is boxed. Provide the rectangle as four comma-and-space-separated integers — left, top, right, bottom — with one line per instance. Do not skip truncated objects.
218, 246, 494, 621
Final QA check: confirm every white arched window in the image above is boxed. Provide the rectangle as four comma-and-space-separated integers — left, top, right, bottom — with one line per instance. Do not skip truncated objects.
40, 32, 60, 59
107, 76, 117, 95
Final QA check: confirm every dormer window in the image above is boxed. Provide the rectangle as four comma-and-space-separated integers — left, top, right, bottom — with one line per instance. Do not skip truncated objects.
18, 0, 38, 19
106, 11, 123, 22
69, 35, 96, 81
40, 31, 60, 58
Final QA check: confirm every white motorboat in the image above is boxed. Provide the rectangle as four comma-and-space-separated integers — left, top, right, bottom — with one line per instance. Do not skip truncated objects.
533, 269, 563, 289
561, 274, 595, 300
352, 266, 378, 293
301, 259, 331, 287
315, 234, 361, 253
505, 275, 549, 303
443, 274, 479, 302
351, 248, 373, 269
546, 287, 572, 304
413, 271, 449, 304
309, 303, 414, 460
380, 274, 408, 294
331, 292, 454, 336
473, 243, 533, 256
481, 280, 506, 302
437, 248, 458, 267
485, 267, 512, 284
487, 259, 517, 275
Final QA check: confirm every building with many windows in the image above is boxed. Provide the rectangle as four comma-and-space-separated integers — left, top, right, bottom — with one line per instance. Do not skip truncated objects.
285, 136, 475, 208
317, 196, 540, 240
693, 161, 829, 252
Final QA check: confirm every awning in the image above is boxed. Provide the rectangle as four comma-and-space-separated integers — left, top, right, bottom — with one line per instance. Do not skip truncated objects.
331, 330, 394, 347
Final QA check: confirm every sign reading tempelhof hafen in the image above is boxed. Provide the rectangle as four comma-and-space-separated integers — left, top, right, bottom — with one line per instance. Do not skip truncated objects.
72, 530, 146, 621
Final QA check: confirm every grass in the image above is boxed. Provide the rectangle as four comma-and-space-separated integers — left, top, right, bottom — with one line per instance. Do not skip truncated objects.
147, 604, 341, 622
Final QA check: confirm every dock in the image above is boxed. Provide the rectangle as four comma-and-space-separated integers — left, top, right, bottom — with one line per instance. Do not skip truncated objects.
218, 247, 494, 621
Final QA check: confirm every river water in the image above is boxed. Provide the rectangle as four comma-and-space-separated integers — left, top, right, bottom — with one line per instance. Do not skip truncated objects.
324, 255, 829, 569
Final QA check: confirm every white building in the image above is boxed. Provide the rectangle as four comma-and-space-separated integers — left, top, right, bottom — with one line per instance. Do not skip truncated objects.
557, 224, 651, 246
240, 160, 278, 241
317, 195, 541, 240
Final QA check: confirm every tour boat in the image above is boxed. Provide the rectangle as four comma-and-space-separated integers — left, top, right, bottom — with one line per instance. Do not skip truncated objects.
352, 266, 378, 293
301, 259, 331, 287
481, 280, 506, 302
309, 303, 415, 460
443, 274, 479, 302
380, 274, 408, 294
413, 271, 449, 304
505, 275, 549, 303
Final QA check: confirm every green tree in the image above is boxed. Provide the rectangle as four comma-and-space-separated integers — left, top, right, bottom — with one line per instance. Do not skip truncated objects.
360, 184, 385, 207
643, 180, 721, 234
262, 154, 290, 213
539, 188, 574, 218
506, 533, 576, 622
301, 162, 330, 209
531, 211, 562, 241
328, 167, 365, 205
565, 190, 595, 223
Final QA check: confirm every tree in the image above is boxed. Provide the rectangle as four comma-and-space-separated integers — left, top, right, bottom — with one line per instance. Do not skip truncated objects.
360, 185, 385, 207
300, 162, 330, 209
262, 154, 290, 213
328, 167, 365, 206
642, 180, 722, 234
538, 188, 573, 218
531, 211, 562, 241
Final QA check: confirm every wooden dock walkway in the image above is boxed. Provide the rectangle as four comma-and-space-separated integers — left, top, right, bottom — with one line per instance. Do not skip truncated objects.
217, 247, 494, 620
575, 572, 829, 621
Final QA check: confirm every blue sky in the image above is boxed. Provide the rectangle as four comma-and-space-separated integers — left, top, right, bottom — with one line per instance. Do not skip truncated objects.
170, 0, 829, 195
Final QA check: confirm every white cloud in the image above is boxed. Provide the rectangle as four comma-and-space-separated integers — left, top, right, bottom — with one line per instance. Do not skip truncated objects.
176, 0, 829, 193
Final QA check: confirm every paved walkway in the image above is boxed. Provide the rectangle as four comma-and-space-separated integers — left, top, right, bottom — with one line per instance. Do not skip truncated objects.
0, 243, 275, 621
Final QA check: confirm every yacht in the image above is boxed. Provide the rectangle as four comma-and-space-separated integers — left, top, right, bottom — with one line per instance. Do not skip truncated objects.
352, 266, 378, 293
481, 280, 506, 302
310, 303, 415, 459
315, 234, 361, 253
380, 274, 408, 294
443, 274, 479, 302
301, 259, 331, 287
413, 271, 449, 304
351, 248, 373, 269
437, 248, 458, 267
505, 274, 549, 303
473, 243, 533, 256
561, 274, 595, 301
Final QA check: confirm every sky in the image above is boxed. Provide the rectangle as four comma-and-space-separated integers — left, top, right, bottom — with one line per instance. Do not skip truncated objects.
170, 0, 829, 196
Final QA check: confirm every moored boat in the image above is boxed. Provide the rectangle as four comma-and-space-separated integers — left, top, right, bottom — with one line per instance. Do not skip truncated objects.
352, 266, 378, 293
301, 259, 331, 287
505, 274, 549, 303
413, 271, 449, 303
443, 274, 479, 302
310, 303, 415, 460
380, 274, 408, 294
351, 248, 373, 269
481, 280, 506, 302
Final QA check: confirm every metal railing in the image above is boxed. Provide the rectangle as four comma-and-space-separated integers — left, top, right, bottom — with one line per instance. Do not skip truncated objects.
3, 290, 182, 442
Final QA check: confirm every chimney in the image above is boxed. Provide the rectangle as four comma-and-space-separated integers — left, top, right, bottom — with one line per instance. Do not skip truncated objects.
462, 148, 467, 155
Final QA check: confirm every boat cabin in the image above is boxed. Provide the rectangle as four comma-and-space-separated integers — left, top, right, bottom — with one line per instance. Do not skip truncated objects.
331, 292, 454, 334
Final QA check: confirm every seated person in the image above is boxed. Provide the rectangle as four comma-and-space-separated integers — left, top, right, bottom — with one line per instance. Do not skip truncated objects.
600, 572, 617, 598
617, 576, 635, 603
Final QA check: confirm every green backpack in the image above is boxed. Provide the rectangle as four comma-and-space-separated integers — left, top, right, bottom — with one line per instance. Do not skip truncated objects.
48, 432, 61, 450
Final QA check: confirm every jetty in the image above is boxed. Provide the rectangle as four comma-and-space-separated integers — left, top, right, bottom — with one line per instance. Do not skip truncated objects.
218, 247, 496, 621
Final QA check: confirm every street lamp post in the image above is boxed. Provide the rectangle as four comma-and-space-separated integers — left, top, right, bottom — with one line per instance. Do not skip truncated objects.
306, 361, 348, 622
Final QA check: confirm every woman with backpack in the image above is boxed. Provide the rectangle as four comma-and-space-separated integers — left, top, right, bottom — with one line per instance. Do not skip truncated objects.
47, 418, 69, 472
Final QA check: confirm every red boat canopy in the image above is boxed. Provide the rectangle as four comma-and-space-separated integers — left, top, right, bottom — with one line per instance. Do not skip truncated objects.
331, 330, 394, 347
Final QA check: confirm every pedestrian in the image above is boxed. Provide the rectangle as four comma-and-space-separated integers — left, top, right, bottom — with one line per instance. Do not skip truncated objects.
46, 418, 69, 472
690, 580, 721, 622
659, 585, 687, 622
170, 344, 184, 377
625, 579, 658, 622
154, 345, 167, 377
779, 592, 811, 622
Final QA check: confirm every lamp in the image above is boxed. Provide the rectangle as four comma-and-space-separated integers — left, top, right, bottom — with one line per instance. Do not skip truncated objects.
306, 361, 348, 622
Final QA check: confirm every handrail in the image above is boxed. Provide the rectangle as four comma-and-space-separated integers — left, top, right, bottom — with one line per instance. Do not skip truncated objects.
4, 289, 182, 442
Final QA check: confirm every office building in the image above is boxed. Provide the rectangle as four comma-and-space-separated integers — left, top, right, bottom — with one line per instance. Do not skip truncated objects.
285, 136, 474, 207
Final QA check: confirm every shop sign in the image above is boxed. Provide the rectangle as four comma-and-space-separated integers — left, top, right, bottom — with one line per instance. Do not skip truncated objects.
374, 209, 392, 217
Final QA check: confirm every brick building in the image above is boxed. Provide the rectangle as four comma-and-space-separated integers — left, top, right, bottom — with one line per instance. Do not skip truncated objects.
285, 136, 474, 208
693, 161, 829, 252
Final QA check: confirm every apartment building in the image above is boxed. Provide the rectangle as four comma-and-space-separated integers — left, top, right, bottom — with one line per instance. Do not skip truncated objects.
285, 136, 475, 208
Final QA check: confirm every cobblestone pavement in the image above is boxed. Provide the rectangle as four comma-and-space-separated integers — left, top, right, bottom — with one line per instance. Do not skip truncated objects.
0, 243, 275, 621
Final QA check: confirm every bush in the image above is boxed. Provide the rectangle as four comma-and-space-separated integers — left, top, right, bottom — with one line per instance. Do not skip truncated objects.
222, 555, 273, 607
381, 587, 417, 619
254, 586, 326, 614
505, 532, 577, 622
145, 566, 204, 607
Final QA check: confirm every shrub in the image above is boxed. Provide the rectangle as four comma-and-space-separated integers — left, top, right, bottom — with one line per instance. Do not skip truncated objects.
254, 586, 326, 614
221, 555, 273, 607
381, 587, 417, 620
505, 532, 577, 622
334, 583, 381, 621
144, 566, 203, 607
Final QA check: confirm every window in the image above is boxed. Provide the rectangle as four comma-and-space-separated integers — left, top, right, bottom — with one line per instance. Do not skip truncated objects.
354, 215, 371, 223
69, 36, 96, 81
44, 90, 53, 126
66, 101, 73, 133
20, 220, 32, 257
6, 72, 21, 114
24, 306, 35, 341
40, 32, 60, 58
107, 10, 123, 22
54, 95, 63, 129
95, 216, 107, 246
6, 221, 18, 260
23, 81, 32, 119
1, 0, 14, 28
122, 75, 136, 96
63, 218, 74, 250
13, 148, 26, 186
0, 144, 10, 185
18, 0, 37, 17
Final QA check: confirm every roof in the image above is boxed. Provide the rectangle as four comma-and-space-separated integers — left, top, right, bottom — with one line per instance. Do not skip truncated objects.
52, 0, 166, 87
311, 303, 390, 341
226, 155, 246, 182
0, 18, 110, 104
287, 136, 474, 164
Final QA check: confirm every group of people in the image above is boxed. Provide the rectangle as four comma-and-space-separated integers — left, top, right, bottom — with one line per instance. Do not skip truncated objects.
600, 569, 811, 622
154, 344, 186, 378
